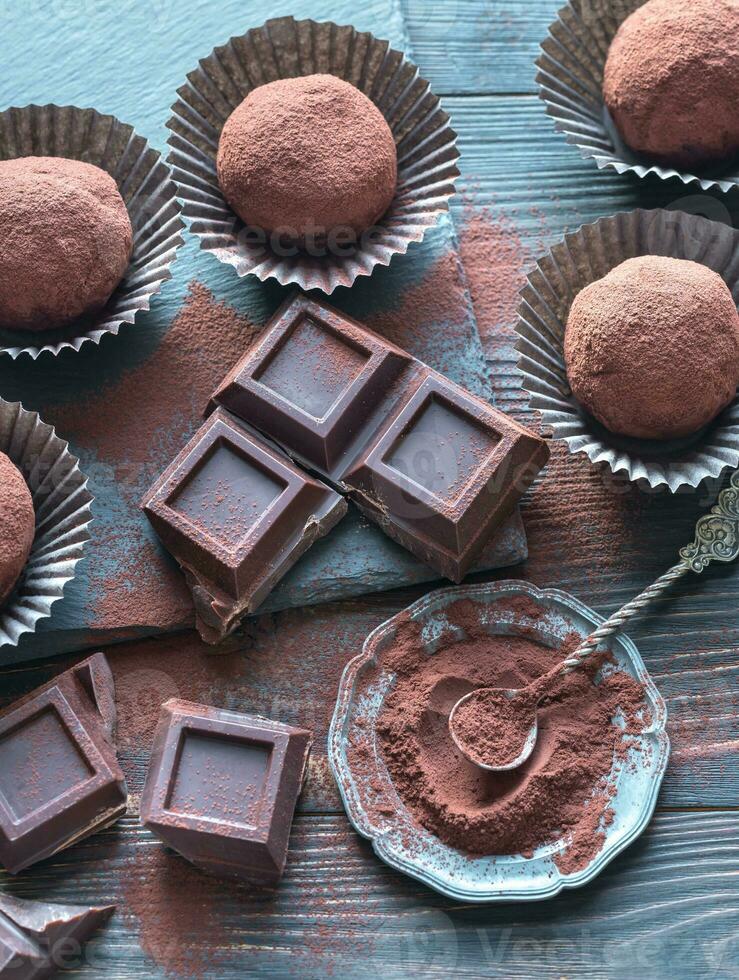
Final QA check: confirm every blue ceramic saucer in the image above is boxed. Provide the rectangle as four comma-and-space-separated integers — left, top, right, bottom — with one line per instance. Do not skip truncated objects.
328, 580, 669, 902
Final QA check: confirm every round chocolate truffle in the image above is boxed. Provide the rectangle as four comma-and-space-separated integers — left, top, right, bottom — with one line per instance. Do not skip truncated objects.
0, 452, 34, 605
603, 0, 739, 168
0, 156, 133, 331
216, 74, 397, 245
564, 256, 739, 441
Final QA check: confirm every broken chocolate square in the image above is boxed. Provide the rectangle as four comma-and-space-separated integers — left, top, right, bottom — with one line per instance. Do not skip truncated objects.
0, 653, 127, 874
344, 371, 549, 581
140, 699, 311, 885
211, 295, 411, 476
142, 407, 346, 642
0, 893, 114, 979
208, 293, 549, 584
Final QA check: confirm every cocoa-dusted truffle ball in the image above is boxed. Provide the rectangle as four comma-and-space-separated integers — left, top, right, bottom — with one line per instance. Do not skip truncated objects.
217, 74, 397, 245
603, 0, 739, 168
564, 256, 739, 441
0, 452, 34, 605
0, 157, 133, 331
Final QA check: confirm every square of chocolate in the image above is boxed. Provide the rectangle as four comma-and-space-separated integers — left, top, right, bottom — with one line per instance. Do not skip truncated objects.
344, 371, 549, 581
142, 408, 346, 642
211, 295, 411, 476
0, 654, 127, 874
141, 699, 311, 884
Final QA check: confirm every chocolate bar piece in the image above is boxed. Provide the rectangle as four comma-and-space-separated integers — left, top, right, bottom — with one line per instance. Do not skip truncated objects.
211, 298, 411, 477
0, 893, 113, 979
140, 699, 311, 885
344, 371, 548, 580
0, 653, 127, 874
210, 294, 549, 581
142, 408, 346, 643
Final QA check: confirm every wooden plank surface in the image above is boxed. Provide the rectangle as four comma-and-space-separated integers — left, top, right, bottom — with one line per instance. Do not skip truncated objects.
1, 812, 736, 979
1, 0, 738, 977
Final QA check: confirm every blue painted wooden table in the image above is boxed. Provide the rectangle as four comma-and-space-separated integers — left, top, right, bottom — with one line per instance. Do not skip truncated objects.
0, 1, 737, 977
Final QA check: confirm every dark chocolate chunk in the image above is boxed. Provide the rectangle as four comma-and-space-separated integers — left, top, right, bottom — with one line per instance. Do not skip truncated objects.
140, 699, 311, 885
0, 893, 114, 979
211, 296, 410, 476
142, 407, 347, 643
210, 294, 549, 582
0, 653, 127, 875
344, 371, 549, 581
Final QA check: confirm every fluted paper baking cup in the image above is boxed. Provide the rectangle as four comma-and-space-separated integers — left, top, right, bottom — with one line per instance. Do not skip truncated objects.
0, 104, 185, 359
166, 15, 460, 293
0, 400, 93, 648
515, 208, 739, 492
536, 0, 739, 194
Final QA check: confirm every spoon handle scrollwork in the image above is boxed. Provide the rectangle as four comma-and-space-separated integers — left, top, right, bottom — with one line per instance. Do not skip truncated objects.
560, 469, 739, 673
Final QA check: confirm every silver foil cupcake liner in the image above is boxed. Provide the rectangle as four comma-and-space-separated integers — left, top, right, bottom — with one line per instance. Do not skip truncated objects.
0, 399, 93, 648
515, 208, 739, 492
0, 104, 185, 359
166, 15, 460, 293
536, 0, 739, 194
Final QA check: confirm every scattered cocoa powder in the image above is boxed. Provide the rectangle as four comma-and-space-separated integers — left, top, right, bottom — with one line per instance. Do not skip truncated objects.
123, 843, 242, 978
107, 631, 246, 756
103, 602, 368, 811
50, 282, 260, 630
458, 205, 531, 359
364, 247, 485, 388
376, 598, 650, 872
124, 819, 380, 980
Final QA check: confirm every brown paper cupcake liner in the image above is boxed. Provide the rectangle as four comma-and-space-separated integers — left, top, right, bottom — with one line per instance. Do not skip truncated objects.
515, 208, 739, 492
0, 399, 93, 648
536, 0, 739, 194
166, 15, 460, 293
0, 104, 185, 359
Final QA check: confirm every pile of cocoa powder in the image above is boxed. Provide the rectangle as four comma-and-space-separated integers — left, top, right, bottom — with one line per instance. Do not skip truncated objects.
451, 686, 538, 769
376, 596, 650, 873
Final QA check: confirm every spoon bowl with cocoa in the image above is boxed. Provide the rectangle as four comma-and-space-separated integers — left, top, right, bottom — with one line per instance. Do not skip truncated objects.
450, 468, 739, 771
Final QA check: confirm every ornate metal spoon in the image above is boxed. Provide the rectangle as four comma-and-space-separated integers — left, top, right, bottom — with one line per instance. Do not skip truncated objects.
449, 469, 739, 772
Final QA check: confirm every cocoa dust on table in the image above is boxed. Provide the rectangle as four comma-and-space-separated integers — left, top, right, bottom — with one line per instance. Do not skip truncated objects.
458, 204, 532, 362
373, 597, 650, 873
50, 282, 260, 631
124, 815, 378, 979
45, 245, 486, 635
366, 247, 482, 383
105, 602, 369, 809
124, 821, 375, 980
